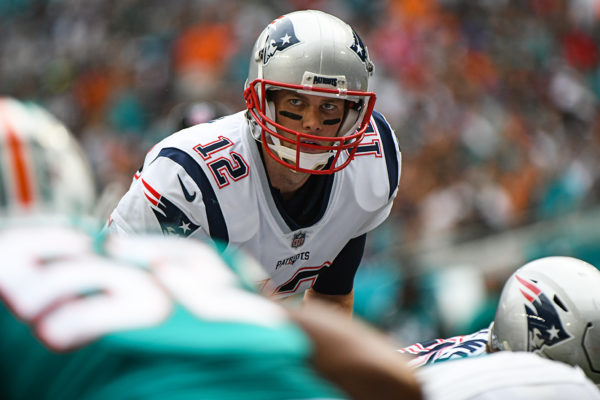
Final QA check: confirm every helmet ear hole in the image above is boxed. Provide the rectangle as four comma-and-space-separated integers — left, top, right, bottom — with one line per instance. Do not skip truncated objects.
553, 295, 568, 312
348, 100, 362, 111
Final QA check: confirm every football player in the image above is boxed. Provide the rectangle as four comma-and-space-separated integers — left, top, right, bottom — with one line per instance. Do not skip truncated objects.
398, 256, 600, 388
0, 97, 421, 399
107, 10, 401, 315
0, 225, 424, 400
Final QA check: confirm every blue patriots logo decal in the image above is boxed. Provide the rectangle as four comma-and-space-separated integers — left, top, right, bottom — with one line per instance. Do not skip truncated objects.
262, 16, 300, 65
142, 178, 199, 237
515, 274, 571, 351
350, 29, 368, 64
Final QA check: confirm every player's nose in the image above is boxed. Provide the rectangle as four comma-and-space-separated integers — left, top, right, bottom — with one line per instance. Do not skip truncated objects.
301, 106, 322, 133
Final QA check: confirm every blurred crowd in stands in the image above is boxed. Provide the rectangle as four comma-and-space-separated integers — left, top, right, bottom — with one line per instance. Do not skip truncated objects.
2, 0, 600, 339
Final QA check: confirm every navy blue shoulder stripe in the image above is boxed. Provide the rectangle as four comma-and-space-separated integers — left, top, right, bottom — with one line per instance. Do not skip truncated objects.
372, 111, 400, 199
154, 147, 228, 244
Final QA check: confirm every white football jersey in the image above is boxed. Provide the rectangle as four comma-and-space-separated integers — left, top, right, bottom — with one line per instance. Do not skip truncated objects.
417, 351, 600, 400
108, 110, 401, 298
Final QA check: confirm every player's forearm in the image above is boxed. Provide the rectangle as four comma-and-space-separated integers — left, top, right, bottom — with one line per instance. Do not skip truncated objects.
303, 288, 354, 317
289, 304, 423, 400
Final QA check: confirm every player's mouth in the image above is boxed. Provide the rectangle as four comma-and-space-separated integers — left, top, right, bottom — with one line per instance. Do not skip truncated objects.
299, 140, 326, 153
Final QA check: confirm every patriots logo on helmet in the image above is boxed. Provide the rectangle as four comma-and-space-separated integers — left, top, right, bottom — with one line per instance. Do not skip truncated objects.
262, 16, 300, 65
142, 178, 199, 237
350, 30, 368, 64
515, 274, 571, 352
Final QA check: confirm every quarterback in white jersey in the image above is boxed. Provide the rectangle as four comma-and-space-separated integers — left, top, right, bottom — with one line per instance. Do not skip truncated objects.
108, 10, 401, 314
398, 256, 600, 387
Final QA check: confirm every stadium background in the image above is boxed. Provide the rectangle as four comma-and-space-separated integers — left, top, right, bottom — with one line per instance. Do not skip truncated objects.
2, 0, 599, 345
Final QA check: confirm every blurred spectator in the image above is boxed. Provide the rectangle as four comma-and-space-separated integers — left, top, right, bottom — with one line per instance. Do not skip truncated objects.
167, 100, 233, 131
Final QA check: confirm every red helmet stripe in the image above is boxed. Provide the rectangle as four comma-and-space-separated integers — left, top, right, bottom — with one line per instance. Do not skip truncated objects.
515, 274, 541, 297
519, 288, 534, 303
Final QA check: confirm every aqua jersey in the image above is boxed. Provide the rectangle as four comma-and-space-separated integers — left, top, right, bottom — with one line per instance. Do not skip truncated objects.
0, 222, 346, 399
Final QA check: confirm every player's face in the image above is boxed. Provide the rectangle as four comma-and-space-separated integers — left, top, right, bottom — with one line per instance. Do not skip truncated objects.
272, 90, 345, 153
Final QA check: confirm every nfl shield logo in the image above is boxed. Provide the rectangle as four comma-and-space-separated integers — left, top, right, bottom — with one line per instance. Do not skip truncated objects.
291, 231, 306, 248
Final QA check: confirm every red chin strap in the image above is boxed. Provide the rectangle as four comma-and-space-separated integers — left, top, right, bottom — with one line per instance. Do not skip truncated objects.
244, 78, 376, 174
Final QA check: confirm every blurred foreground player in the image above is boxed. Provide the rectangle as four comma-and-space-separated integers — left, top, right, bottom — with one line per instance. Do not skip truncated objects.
0, 96, 95, 217
0, 225, 422, 400
0, 97, 421, 399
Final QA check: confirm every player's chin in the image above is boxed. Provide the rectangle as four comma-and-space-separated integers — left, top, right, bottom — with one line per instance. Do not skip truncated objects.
279, 157, 317, 174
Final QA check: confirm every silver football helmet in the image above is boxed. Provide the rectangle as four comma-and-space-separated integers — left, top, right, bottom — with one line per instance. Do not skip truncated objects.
244, 10, 376, 174
0, 97, 95, 217
490, 256, 600, 385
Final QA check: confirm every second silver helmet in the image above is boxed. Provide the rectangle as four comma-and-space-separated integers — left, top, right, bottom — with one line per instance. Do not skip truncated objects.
490, 256, 600, 385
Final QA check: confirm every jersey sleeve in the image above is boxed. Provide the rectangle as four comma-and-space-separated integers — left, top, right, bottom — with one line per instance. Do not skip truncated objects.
107, 147, 214, 241
352, 111, 402, 237
397, 327, 491, 368
312, 233, 367, 295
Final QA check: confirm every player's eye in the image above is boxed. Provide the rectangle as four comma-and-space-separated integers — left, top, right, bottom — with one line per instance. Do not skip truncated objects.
288, 98, 303, 107
321, 102, 339, 113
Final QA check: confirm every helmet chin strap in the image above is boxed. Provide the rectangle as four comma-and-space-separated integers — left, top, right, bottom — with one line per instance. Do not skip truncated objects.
267, 136, 332, 171
246, 108, 333, 171
487, 322, 504, 352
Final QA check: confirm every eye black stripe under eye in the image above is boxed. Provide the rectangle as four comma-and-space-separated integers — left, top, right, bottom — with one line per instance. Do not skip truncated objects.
323, 118, 341, 125
279, 110, 302, 120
